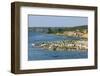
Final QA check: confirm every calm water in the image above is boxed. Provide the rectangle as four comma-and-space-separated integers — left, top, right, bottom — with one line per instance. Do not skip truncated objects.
28, 32, 88, 61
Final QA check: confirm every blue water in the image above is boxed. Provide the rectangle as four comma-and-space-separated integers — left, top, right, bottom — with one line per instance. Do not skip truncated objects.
28, 32, 88, 61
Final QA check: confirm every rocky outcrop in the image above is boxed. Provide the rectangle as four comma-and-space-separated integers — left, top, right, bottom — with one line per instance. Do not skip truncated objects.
32, 40, 88, 51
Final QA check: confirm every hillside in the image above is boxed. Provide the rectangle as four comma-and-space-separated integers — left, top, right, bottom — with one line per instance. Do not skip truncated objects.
28, 25, 88, 33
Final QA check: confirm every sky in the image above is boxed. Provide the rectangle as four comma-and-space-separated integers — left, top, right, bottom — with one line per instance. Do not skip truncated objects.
28, 15, 88, 27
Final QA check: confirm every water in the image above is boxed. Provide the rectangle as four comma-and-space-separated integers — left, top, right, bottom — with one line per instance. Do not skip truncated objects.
28, 32, 88, 61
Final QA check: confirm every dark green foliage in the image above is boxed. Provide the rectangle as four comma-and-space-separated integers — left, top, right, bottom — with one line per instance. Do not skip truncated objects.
28, 25, 88, 33
48, 28, 52, 33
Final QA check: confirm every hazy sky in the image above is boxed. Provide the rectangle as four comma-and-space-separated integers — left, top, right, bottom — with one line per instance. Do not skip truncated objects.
28, 15, 88, 27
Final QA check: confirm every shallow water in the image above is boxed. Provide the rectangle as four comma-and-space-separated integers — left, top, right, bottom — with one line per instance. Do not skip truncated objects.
28, 32, 88, 61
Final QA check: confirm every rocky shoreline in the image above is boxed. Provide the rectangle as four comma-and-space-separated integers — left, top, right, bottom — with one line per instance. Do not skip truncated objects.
32, 39, 88, 51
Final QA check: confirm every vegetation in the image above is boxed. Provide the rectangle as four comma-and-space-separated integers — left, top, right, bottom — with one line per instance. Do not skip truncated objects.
28, 25, 87, 33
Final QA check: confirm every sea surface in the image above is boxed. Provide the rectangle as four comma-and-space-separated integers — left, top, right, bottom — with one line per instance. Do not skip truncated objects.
28, 32, 88, 61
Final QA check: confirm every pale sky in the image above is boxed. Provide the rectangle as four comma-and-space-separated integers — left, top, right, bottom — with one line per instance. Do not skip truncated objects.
28, 15, 88, 27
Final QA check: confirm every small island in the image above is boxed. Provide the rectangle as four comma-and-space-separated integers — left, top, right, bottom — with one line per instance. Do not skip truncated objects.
32, 40, 87, 51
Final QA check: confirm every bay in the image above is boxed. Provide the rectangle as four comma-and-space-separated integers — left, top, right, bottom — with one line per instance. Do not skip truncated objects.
28, 32, 88, 61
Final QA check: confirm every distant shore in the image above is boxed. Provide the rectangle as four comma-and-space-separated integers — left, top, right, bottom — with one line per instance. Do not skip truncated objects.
55, 30, 88, 39
28, 25, 88, 39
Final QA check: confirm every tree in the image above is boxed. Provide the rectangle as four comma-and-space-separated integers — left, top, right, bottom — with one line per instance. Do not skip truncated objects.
48, 28, 52, 33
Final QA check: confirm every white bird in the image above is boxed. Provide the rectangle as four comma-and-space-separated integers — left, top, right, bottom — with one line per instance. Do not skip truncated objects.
32, 43, 35, 46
